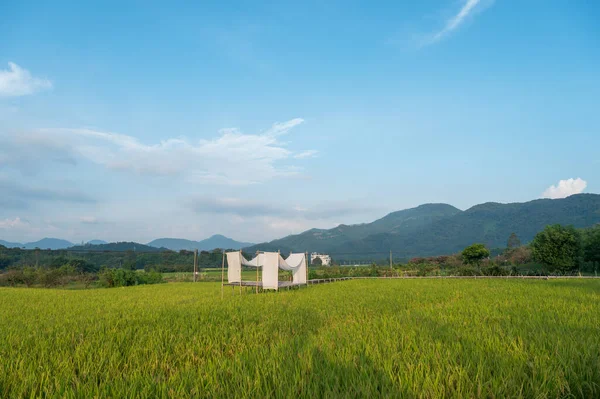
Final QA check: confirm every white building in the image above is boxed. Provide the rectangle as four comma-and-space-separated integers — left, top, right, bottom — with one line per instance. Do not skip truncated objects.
310, 252, 331, 266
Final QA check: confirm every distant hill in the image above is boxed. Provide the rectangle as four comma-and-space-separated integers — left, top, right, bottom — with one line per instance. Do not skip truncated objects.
23, 238, 74, 250
246, 194, 600, 260
245, 203, 461, 254
2, 235, 254, 252
0, 240, 22, 248
0, 238, 106, 250
68, 242, 166, 252
87, 240, 108, 245
147, 235, 254, 251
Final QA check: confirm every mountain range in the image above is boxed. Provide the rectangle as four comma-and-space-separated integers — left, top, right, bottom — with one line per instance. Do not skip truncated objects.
0, 238, 76, 250
0, 235, 253, 252
244, 194, 600, 260
147, 235, 253, 251
68, 242, 166, 252
3, 195, 600, 258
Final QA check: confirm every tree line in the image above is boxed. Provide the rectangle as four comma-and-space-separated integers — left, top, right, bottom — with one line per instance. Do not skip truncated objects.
0, 247, 228, 288
436, 224, 599, 276
0, 247, 226, 272
1, 223, 599, 287
310, 224, 600, 278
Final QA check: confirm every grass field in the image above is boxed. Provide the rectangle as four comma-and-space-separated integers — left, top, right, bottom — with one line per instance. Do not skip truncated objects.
162, 268, 294, 283
1, 280, 599, 398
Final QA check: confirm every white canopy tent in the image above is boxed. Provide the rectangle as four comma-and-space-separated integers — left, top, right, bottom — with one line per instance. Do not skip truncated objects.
225, 251, 307, 290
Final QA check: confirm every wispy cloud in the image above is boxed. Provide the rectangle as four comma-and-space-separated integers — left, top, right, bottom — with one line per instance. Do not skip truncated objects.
0, 217, 29, 230
541, 178, 587, 199
294, 150, 318, 159
188, 196, 380, 240
189, 196, 377, 220
80, 216, 100, 225
265, 118, 305, 136
1, 119, 317, 185
0, 179, 95, 208
0, 62, 52, 97
423, 0, 490, 46
0, 132, 77, 175
190, 197, 284, 217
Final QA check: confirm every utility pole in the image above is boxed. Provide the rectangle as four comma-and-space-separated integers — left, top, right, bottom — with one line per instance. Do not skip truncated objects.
221, 250, 225, 299
305, 251, 308, 287
256, 251, 259, 294
193, 249, 198, 282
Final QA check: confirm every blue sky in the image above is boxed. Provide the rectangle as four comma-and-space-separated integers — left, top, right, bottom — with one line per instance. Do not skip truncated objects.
1, 0, 599, 243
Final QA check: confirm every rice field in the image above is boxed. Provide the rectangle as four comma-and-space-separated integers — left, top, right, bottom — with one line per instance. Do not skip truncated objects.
1, 279, 599, 398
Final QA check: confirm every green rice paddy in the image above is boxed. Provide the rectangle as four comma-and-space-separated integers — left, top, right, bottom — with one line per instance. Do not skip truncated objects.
1, 279, 599, 398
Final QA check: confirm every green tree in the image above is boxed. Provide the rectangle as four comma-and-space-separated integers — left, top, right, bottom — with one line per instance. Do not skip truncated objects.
461, 244, 490, 266
507, 233, 521, 249
67, 259, 97, 273
583, 225, 600, 265
530, 224, 582, 273
122, 260, 137, 271
506, 246, 532, 264
22, 267, 37, 287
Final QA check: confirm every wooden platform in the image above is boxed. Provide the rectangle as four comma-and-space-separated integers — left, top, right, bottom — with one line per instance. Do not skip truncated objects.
224, 281, 305, 289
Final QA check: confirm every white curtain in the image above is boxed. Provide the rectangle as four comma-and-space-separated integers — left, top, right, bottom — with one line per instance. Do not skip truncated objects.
226, 252, 242, 283
242, 253, 266, 267
285, 253, 307, 284
261, 252, 280, 290
225, 251, 307, 288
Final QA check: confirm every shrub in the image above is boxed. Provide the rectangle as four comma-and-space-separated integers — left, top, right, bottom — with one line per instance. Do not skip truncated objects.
21, 267, 37, 287
99, 268, 163, 288
77, 273, 98, 288
138, 271, 164, 285
531, 224, 582, 273
0, 269, 24, 287
462, 244, 490, 266
415, 264, 440, 277
39, 268, 63, 288
452, 266, 481, 276
481, 264, 509, 276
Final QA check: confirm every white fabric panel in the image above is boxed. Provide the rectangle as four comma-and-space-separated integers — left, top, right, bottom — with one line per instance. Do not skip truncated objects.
242, 253, 265, 267
261, 252, 280, 290
286, 253, 307, 284
282, 253, 304, 269
227, 251, 306, 287
226, 252, 242, 283
277, 253, 304, 271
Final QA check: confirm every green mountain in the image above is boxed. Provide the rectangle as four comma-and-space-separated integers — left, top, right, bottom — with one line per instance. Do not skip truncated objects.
87, 240, 108, 245
245, 203, 461, 254
67, 242, 166, 252
245, 194, 600, 260
0, 240, 22, 248
147, 235, 253, 251
23, 238, 74, 250
347, 194, 600, 259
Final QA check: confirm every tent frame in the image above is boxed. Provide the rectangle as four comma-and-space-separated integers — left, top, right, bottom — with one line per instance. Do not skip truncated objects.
221, 250, 308, 294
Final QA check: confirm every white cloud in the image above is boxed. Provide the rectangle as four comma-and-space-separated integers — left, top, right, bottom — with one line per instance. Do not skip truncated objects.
2, 119, 317, 185
189, 196, 377, 220
80, 216, 99, 224
424, 0, 490, 45
0, 217, 29, 229
541, 178, 587, 199
0, 62, 52, 97
294, 150, 318, 159
0, 179, 95, 208
264, 118, 305, 136
190, 197, 282, 217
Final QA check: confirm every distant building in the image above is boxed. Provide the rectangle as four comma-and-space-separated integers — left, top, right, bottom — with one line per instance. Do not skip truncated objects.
311, 252, 331, 266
